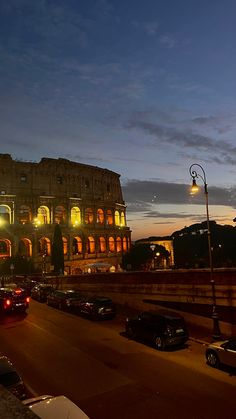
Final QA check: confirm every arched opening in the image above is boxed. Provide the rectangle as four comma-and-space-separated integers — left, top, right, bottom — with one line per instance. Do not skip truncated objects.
106, 209, 113, 225
116, 236, 122, 253
72, 236, 82, 255
18, 205, 31, 224
18, 238, 32, 257
87, 236, 95, 254
0, 205, 11, 224
85, 208, 94, 224
62, 237, 68, 255
37, 206, 50, 224
120, 211, 126, 226
99, 236, 106, 253
97, 208, 104, 224
123, 237, 128, 252
115, 210, 120, 226
39, 237, 51, 256
108, 236, 115, 252
0, 239, 11, 258
54, 206, 66, 224
71, 207, 81, 226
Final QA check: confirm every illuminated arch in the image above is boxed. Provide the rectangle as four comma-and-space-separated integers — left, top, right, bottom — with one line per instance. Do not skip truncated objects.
115, 210, 120, 226
106, 209, 113, 225
120, 211, 126, 227
122, 237, 128, 252
0, 239, 11, 258
97, 208, 104, 224
18, 238, 32, 257
99, 236, 106, 253
85, 208, 94, 224
0, 205, 11, 224
72, 236, 83, 255
87, 236, 95, 254
54, 205, 66, 224
108, 236, 115, 252
37, 206, 50, 224
71, 207, 81, 226
39, 237, 51, 256
18, 205, 31, 224
116, 236, 122, 253
62, 237, 68, 255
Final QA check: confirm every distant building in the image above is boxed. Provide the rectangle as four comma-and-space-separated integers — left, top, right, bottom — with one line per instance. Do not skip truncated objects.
0, 154, 131, 274
136, 237, 174, 268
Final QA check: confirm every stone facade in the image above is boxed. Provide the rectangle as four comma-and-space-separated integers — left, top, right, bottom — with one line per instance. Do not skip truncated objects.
0, 154, 131, 274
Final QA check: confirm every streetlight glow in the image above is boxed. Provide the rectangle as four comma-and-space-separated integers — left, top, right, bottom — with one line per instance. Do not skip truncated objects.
189, 163, 222, 340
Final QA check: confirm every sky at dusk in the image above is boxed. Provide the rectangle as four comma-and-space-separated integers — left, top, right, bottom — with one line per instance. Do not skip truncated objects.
1, 0, 236, 240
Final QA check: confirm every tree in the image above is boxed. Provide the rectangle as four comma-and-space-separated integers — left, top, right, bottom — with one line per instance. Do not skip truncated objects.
51, 224, 64, 274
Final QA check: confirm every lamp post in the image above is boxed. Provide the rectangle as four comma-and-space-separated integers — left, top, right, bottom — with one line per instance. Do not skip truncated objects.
189, 163, 221, 340
150, 244, 156, 270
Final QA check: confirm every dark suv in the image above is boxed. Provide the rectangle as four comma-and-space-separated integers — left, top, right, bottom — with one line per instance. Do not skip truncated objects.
78, 296, 116, 320
31, 283, 54, 302
47, 289, 84, 311
125, 310, 188, 350
0, 287, 30, 313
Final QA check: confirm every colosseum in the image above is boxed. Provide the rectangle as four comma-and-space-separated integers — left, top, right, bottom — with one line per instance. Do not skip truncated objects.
0, 154, 131, 274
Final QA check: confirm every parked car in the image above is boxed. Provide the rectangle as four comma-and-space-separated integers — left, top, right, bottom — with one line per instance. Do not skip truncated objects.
125, 310, 189, 350
78, 296, 116, 320
31, 283, 54, 302
0, 287, 30, 313
16, 279, 38, 296
47, 289, 84, 311
23, 395, 89, 418
206, 338, 236, 368
0, 355, 26, 400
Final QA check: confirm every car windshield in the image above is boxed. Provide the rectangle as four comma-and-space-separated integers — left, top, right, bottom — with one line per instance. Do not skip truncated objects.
167, 318, 185, 328
0, 371, 20, 386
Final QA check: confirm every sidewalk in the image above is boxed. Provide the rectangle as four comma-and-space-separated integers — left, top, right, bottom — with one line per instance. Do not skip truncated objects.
188, 322, 228, 345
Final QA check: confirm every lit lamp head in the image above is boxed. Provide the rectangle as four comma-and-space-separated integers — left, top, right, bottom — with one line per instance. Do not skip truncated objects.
190, 177, 199, 195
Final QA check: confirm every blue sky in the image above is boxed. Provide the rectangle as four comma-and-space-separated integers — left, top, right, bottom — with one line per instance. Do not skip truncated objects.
1, 0, 236, 240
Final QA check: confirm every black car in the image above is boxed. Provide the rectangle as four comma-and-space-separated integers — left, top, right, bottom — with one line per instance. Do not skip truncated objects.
0, 287, 30, 313
31, 283, 54, 302
0, 356, 26, 400
47, 289, 84, 311
78, 296, 116, 320
125, 310, 189, 350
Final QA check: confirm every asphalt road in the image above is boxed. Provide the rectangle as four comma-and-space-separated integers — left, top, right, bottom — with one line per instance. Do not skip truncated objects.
1, 301, 236, 419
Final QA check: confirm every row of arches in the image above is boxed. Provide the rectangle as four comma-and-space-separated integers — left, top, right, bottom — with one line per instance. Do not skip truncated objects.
0, 235, 130, 259
0, 204, 126, 227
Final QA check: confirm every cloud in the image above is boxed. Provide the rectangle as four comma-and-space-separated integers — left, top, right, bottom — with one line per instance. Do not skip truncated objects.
126, 111, 236, 165
122, 179, 235, 210
159, 34, 177, 48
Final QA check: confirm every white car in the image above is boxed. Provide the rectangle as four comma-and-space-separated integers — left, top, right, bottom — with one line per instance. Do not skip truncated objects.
23, 395, 89, 419
205, 338, 236, 368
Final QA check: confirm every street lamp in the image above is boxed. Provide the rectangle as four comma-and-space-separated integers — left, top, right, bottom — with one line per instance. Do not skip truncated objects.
150, 244, 156, 270
189, 163, 221, 340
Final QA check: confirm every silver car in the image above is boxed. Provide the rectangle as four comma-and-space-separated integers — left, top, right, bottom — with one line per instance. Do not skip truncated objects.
206, 338, 236, 368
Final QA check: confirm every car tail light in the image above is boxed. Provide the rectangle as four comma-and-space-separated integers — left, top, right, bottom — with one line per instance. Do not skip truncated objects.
14, 289, 22, 295
26, 297, 30, 303
4, 299, 12, 309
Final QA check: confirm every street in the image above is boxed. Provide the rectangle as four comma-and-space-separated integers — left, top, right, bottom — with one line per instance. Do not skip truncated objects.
1, 300, 236, 419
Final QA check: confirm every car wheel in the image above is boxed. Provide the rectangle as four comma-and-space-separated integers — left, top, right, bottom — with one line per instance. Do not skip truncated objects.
126, 326, 136, 339
154, 336, 165, 350
206, 350, 220, 368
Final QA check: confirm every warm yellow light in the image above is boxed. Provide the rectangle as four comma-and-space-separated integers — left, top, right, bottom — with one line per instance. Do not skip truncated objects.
0, 217, 6, 227
190, 179, 199, 195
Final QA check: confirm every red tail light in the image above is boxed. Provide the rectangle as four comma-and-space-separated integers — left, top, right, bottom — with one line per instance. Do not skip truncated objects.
4, 299, 12, 309
26, 297, 30, 303
15, 289, 22, 295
